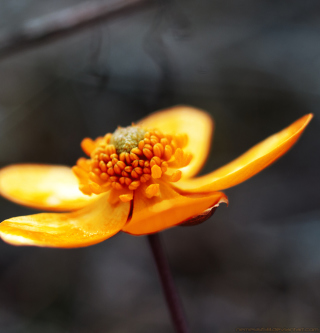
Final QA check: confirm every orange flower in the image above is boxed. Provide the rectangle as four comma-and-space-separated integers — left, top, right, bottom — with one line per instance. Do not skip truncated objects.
0, 106, 312, 248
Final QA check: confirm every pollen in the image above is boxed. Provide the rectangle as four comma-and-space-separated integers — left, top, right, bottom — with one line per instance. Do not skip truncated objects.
72, 125, 192, 200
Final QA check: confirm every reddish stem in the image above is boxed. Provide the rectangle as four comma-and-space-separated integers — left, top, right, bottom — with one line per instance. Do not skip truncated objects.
148, 233, 190, 333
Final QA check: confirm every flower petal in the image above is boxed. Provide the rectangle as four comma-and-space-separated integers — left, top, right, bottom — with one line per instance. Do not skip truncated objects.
0, 164, 96, 211
175, 114, 313, 193
0, 191, 131, 248
122, 180, 227, 235
139, 106, 213, 179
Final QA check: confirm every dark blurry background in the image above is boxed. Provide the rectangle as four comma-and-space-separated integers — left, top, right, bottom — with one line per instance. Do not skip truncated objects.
0, 0, 319, 332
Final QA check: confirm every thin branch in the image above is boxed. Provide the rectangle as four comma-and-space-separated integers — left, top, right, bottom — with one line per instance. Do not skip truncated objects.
0, 0, 151, 60
148, 233, 191, 333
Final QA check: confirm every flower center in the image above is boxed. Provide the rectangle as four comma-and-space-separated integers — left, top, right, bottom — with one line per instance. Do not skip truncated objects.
72, 125, 191, 201
110, 126, 146, 154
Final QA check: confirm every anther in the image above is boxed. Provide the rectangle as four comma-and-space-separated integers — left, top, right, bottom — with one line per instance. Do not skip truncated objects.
138, 141, 145, 150
143, 167, 151, 174
113, 164, 122, 175
99, 161, 107, 172
140, 174, 151, 182
164, 145, 172, 161
132, 160, 139, 168
89, 172, 103, 184
93, 168, 101, 175
129, 181, 141, 190
117, 161, 126, 170
143, 148, 153, 160
145, 184, 160, 198
119, 193, 133, 202
131, 148, 142, 156
107, 168, 115, 176
130, 153, 139, 161
100, 173, 109, 181
153, 143, 164, 158
131, 170, 139, 179
125, 153, 131, 164
151, 165, 162, 179
112, 182, 123, 190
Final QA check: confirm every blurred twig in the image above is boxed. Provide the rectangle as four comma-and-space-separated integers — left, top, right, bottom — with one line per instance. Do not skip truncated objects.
0, 0, 151, 60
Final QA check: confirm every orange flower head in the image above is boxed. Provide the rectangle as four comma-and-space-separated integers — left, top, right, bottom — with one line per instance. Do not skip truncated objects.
0, 106, 313, 248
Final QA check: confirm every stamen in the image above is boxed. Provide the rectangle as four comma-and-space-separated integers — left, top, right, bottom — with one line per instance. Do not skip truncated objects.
151, 165, 162, 179
119, 193, 133, 202
73, 125, 192, 198
145, 184, 160, 198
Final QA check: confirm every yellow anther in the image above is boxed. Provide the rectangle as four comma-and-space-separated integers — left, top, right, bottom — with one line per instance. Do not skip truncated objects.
79, 184, 91, 195
143, 148, 153, 160
122, 171, 129, 177
170, 170, 182, 182
131, 170, 139, 179
99, 161, 107, 172
72, 166, 87, 179
130, 152, 139, 161
174, 148, 183, 165
117, 161, 126, 170
113, 164, 122, 175
145, 184, 160, 198
128, 181, 141, 190
161, 162, 168, 173
100, 172, 109, 181
76, 157, 90, 171
89, 183, 104, 194
93, 168, 101, 175
160, 138, 169, 146
150, 156, 161, 167
89, 172, 103, 184
119, 193, 133, 202
81, 138, 96, 156
134, 167, 143, 175
151, 165, 162, 179
107, 168, 115, 176
140, 174, 151, 182
112, 182, 123, 190
138, 140, 145, 150
132, 160, 139, 168
119, 152, 126, 162
143, 167, 151, 174
125, 153, 131, 164
153, 143, 164, 158
131, 147, 142, 155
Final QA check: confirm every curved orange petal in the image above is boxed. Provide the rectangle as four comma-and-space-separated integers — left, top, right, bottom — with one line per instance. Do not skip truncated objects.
175, 114, 313, 193
122, 180, 227, 235
0, 164, 96, 211
139, 105, 213, 179
0, 191, 130, 248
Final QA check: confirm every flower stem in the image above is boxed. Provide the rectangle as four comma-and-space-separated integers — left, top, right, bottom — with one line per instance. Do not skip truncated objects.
147, 233, 190, 333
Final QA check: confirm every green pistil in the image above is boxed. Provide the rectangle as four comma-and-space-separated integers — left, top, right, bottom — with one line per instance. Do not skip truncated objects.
110, 126, 146, 154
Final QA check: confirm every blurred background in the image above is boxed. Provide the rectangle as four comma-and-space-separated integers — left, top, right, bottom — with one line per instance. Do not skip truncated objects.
0, 0, 319, 332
